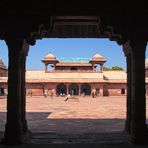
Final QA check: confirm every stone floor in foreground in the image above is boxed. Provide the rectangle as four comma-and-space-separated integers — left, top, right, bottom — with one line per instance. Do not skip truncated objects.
0, 95, 148, 145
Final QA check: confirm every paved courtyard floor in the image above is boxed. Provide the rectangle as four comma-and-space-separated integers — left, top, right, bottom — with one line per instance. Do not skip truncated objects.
0, 95, 148, 146
0, 95, 127, 133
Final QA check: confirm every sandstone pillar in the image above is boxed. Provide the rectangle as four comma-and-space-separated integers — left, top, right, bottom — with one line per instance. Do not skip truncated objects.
45, 64, 48, 71
100, 64, 103, 71
79, 84, 81, 96
3, 37, 30, 144
20, 42, 29, 134
123, 39, 147, 144
123, 41, 132, 134
66, 84, 69, 95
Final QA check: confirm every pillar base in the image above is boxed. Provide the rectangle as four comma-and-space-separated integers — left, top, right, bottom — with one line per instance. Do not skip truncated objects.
1, 129, 32, 145
131, 133, 148, 145
125, 120, 130, 134
131, 124, 148, 145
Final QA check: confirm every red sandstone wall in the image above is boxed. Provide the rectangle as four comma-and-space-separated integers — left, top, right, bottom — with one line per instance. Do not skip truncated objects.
146, 69, 148, 77
26, 89, 43, 96
1, 82, 142, 97
108, 89, 126, 96
0, 68, 7, 77
26, 83, 57, 96
145, 84, 148, 96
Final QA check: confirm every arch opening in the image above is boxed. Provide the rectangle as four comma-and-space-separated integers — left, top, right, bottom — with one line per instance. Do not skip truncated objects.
56, 83, 67, 96
81, 84, 91, 95
69, 83, 79, 95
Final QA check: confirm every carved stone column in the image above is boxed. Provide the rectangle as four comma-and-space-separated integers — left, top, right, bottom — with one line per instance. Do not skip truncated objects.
3, 37, 30, 144
20, 42, 30, 135
66, 84, 69, 95
123, 39, 147, 144
45, 64, 48, 71
100, 64, 103, 71
92, 63, 95, 71
79, 84, 81, 96
123, 41, 132, 134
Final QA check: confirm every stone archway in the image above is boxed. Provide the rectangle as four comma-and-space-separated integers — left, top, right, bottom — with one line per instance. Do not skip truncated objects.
0, 12, 148, 144
81, 84, 91, 95
56, 83, 67, 96
69, 83, 79, 95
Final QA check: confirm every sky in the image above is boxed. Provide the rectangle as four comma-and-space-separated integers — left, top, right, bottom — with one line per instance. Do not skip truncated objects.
0, 38, 148, 70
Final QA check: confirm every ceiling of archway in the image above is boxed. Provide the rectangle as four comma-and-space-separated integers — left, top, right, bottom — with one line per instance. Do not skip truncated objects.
45, 16, 102, 38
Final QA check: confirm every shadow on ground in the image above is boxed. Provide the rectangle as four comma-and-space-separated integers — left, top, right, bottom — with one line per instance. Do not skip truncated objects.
0, 112, 125, 144
0, 112, 148, 147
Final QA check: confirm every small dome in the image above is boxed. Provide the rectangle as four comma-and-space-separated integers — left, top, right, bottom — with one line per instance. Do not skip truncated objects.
92, 53, 105, 61
93, 53, 103, 58
44, 53, 56, 60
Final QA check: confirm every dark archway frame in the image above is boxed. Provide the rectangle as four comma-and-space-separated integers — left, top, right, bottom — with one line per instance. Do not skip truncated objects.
0, 11, 147, 144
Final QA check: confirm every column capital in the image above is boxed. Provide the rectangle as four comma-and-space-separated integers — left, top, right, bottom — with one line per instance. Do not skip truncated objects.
130, 38, 147, 52
5, 36, 29, 57
122, 40, 132, 56
123, 39, 147, 57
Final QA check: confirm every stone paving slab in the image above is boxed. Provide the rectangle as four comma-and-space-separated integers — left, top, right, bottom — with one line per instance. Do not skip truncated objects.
0, 95, 148, 146
0, 96, 127, 133
31, 131, 128, 144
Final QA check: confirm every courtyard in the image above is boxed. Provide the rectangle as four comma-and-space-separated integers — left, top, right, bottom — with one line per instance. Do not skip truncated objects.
0, 95, 147, 144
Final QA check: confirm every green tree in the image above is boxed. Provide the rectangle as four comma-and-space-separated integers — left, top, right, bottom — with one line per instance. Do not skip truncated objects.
102, 66, 111, 71
111, 66, 123, 70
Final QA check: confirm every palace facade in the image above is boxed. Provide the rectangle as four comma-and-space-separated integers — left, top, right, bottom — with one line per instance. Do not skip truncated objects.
0, 53, 128, 96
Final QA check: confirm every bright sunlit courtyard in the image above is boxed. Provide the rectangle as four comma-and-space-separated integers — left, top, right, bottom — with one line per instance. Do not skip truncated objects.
0, 95, 148, 144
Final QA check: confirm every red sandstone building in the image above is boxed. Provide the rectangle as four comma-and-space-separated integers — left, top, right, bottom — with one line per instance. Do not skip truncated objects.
0, 53, 128, 96
0, 6, 147, 144
0, 59, 7, 95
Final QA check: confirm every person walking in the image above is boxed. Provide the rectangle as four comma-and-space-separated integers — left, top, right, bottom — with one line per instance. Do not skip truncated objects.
65, 94, 71, 102
30, 90, 32, 97
92, 89, 96, 98
71, 90, 74, 96
44, 90, 47, 98
51, 89, 54, 99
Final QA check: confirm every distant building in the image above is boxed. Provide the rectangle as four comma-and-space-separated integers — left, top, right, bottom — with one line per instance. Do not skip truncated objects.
145, 58, 148, 77
0, 59, 7, 95
0, 53, 128, 96
145, 58, 148, 95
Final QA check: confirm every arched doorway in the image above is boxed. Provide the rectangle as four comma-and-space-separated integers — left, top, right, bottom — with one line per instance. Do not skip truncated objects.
69, 83, 79, 95
56, 83, 67, 96
81, 84, 91, 95
70, 67, 77, 70
0, 87, 5, 95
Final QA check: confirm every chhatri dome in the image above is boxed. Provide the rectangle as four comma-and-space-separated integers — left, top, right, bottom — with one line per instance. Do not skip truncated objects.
92, 53, 106, 62
89, 53, 106, 67
42, 53, 59, 66
43, 53, 56, 60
